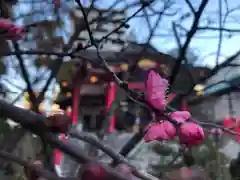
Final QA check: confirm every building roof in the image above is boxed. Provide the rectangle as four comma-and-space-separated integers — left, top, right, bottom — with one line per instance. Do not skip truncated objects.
36, 43, 211, 89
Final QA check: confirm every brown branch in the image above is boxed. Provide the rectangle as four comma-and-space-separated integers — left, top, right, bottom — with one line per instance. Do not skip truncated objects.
168, 0, 209, 92
69, 129, 157, 180
0, 99, 150, 180
184, 0, 196, 14
12, 42, 38, 109
197, 27, 240, 32
0, 150, 76, 180
187, 48, 240, 92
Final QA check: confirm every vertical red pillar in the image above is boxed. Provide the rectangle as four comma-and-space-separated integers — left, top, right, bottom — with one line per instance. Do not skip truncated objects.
54, 64, 85, 175
71, 76, 81, 125
106, 81, 117, 133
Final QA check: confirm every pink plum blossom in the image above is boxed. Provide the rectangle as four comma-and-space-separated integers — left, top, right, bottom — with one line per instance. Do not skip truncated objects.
145, 69, 168, 110
210, 128, 223, 135
179, 122, 205, 146
0, 18, 25, 40
144, 69, 205, 146
144, 121, 176, 142
171, 111, 190, 123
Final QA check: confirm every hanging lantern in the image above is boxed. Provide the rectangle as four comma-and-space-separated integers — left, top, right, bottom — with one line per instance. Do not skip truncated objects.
61, 81, 68, 87
66, 92, 72, 97
90, 76, 98, 83
120, 63, 128, 71
194, 84, 205, 92
138, 59, 156, 69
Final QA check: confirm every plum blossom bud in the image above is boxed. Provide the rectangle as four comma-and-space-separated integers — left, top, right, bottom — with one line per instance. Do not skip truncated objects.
81, 163, 105, 180
114, 164, 135, 179
210, 128, 223, 136
163, 166, 210, 180
171, 111, 191, 123
179, 122, 205, 146
0, 18, 25, 40
144, 121, 176, 142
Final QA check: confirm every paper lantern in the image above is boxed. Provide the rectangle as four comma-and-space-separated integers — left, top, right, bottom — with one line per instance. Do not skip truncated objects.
138, 59, 156, 69
90, 76, 98, 83
61, 81, 68, 87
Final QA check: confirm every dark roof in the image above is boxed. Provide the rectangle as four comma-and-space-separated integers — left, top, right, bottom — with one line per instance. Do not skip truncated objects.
35, 43, 211, 86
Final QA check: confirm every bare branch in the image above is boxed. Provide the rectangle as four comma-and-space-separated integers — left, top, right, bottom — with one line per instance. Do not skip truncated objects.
184, 0, 196, 14
168, 0, 209, 93
197, 27, 240, 32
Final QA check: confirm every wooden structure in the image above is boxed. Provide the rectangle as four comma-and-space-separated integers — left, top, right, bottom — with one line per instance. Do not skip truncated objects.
44, 43, 211, 132
33, 6, 211, 172
188, 75, 240, 105
33, 4, 211, 131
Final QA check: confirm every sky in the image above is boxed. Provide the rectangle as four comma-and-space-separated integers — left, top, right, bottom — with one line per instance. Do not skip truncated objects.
3, 0, 240, 105
98, 0, 240, 67
14, 0, 240, 68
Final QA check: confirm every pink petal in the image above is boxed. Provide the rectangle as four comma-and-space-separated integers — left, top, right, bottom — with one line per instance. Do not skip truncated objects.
171, 111, 191, 123
145, 70, 169, 110
179, 122, 204, 146
210, 128, 223, 135
144, 121, 176, 142
144, 123, 162, 142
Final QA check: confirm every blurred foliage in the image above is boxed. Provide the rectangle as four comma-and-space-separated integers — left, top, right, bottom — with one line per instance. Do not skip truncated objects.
150, 137, 231, 180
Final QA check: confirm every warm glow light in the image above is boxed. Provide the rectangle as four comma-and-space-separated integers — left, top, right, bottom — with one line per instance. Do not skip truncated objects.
194, 84, 205, 92
120, 63, 128, 71
38, 102, 45, 112
66, 106, 72, 113
66, 92, 72, 97
61, 81, 68, 87
24, 102, 32, 109
90, 76, 98, 83
52, 103, 60, 112
196, 91, 204, 96
138, 59, 156, 68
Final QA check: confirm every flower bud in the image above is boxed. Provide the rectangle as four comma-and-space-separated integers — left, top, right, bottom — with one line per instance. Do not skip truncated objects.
179, 122, 204, 146
144, 121, 176, 142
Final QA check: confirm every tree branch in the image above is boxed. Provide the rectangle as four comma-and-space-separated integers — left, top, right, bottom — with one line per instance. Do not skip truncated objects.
168, 0, 209, 93
197, 27, 240, 32
184, 0, 196, 14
